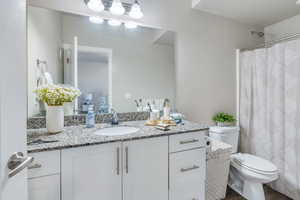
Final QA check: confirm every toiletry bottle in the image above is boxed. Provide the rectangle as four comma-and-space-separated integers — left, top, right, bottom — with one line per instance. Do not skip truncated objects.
86, 105, 95, 128
163, 99, 171, 120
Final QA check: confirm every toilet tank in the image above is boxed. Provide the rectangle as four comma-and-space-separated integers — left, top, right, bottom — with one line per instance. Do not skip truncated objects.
209, 126, 240, 153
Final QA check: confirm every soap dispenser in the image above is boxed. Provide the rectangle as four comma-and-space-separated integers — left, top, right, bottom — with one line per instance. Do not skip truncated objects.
86, 105, 95, 128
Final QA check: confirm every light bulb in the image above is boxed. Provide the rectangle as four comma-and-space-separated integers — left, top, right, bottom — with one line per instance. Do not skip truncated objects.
108, 19, 122, 26
125, 21, 138, 29
89, 16, 104, 24
87, 0, 105, 12
129, 0, 143, 19
110, 0, 125, 15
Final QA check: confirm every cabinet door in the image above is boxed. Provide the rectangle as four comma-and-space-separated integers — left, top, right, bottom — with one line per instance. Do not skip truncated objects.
61, 143, 122, 200
169, 148, 206, 200
123, 137, 168, 200
28, 175, 60, 200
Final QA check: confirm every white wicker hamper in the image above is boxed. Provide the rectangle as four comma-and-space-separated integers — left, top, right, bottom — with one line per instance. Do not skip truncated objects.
205, 141, 232, 200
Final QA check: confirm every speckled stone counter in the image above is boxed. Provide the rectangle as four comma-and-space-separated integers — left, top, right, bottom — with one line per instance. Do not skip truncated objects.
27, 120, 209, 153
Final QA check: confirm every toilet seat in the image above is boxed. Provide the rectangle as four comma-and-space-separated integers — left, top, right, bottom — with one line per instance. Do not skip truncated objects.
231, 153, 278, 175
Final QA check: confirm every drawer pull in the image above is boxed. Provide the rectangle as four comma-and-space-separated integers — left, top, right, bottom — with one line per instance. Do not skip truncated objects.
28, 163, 42, 169
180, 165, 199, 172
125, 146, 129, 174
116, 147, 120, 175
179, 139, 199, 145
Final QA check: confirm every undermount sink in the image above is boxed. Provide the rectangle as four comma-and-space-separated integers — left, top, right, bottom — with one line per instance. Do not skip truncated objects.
93, 126, 140, 136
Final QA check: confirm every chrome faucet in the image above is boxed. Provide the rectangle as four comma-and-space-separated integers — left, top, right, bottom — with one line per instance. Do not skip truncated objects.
111, 108, 119, 125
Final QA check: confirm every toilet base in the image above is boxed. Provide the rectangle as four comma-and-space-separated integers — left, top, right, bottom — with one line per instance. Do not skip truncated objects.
228, 167, 266, 200
243, 181, 265, 200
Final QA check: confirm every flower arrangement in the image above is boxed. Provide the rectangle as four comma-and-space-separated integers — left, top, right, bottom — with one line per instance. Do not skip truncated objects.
35, 85, 81, 106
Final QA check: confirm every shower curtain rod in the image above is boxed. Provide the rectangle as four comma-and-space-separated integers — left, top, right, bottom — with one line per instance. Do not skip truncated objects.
241, 32, 300, 52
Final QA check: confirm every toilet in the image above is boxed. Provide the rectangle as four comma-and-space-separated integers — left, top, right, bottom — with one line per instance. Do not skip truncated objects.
209, 126, 279, 200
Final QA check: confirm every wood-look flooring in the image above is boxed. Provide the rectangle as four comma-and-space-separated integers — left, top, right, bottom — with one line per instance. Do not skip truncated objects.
224, 186, 292, 200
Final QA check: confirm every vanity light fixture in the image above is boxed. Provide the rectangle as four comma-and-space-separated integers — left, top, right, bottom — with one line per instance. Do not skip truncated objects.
124, 21, 138, 29
110, 0, 125, 15
89, 16, 104, 24
129, 0, 143, 19
87, 0, 105, 12
108, 19, 122, 26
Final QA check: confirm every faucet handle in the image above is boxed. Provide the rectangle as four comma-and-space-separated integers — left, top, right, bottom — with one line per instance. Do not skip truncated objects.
110, 108, 119, 125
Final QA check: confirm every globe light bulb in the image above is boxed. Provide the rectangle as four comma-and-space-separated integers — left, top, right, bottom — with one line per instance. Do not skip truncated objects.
129, 0, 143, 19
110, 0, 125, 16
87, 0, 105, 12
108, 19, 122, 26
124, 21, 138, 29
89, 16, 104, 24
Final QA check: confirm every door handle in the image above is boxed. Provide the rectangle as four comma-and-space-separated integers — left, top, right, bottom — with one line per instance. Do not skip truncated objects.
28, 163, 42, 170
7, 152, 34, 178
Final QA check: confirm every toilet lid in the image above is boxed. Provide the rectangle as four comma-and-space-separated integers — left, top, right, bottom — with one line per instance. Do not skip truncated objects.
231, 153, 278, 174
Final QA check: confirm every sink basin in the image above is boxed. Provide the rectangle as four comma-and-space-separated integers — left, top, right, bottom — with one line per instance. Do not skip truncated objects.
94, 126, 140, 136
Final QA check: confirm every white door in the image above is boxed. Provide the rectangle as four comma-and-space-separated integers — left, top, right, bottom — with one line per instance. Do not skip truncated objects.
123, 137, 168, 200
61, 143, 122, 200
0, 0, 31, 200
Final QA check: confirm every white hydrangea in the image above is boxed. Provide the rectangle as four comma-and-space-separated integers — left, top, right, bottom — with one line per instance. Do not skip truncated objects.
35, 84, 81, 106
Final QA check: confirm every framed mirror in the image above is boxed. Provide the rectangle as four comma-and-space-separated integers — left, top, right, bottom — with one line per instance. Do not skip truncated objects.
27, 6, 176, 117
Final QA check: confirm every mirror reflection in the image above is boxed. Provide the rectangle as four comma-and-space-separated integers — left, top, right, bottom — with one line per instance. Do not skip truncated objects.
27, 6, 176, 117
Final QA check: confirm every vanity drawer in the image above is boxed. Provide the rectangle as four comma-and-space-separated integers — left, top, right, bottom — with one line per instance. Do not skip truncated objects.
169, 131, 205, 153
28, 150, 60, 179
169, 148, 206, 200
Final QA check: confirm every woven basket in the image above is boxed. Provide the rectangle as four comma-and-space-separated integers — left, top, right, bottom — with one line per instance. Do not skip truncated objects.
206, 151, 231, 200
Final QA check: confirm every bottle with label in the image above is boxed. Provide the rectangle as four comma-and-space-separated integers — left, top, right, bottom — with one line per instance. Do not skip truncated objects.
86, 105, 95, 128
163, 99, 171, 120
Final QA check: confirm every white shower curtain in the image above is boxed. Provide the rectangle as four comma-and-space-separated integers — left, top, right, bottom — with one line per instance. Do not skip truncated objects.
239, 39, 300, 200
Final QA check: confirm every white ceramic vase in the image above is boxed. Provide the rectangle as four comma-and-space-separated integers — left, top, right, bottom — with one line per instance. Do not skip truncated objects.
64, 102, 74, 116
46, 105, 64, 133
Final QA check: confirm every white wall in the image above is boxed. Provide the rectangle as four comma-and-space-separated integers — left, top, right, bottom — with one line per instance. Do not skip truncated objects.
62, 14, 175, 112
27, 6, 63, 116
28, 0, 263, 123
264, 14, 300, 42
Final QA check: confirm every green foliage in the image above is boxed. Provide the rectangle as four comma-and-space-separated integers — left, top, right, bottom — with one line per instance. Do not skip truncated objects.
212, 112, 236, 123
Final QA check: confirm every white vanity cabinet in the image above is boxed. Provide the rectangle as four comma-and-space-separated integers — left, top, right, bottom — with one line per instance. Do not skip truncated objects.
61, 142, 122, 200
28, 131, 206, 200
123, 137, 168, 200
169, 132, 206, 200
28, 151, 61, 200
61, 136, 168, 200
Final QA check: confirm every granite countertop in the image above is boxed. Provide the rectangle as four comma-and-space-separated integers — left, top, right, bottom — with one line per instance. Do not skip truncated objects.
27, 120, 209, 153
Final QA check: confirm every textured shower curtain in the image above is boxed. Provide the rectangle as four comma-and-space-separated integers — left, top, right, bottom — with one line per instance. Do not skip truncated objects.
239, 39, 300, 200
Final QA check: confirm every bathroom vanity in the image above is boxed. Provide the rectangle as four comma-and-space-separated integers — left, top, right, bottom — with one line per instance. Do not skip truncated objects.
27, 121, 208, 200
